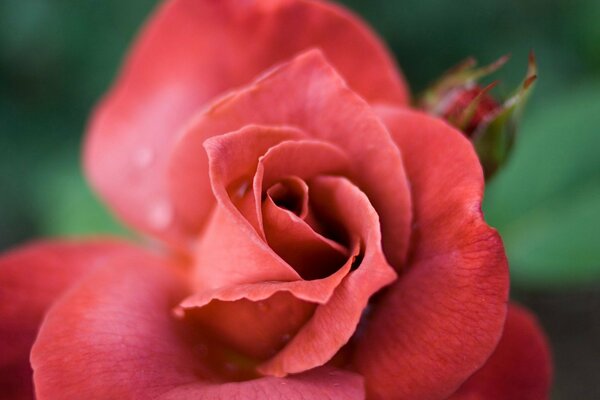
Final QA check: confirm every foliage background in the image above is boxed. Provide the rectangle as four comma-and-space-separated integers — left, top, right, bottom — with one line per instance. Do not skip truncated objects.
1, 0, 599, 397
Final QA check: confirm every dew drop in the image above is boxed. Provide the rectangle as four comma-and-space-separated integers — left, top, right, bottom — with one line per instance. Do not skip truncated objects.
235, 180, 250, 198
149, 200, 173, 230
134, 147, 155, 168
281, 333, 291, 342
172, 307, 185, 319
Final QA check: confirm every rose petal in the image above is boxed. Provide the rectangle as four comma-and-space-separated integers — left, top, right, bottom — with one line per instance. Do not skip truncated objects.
85, 0, 409, 247
263, 191, 348, 280
205, 124, 305, 235
0, 239, 155, 399
195, 126, 311, 289
179, 249, 355, 354
448, 303, 552, 400
182, 292, 316, 361
192, 204, 301, 290
165, 367, 365, 400
353, 107, 509, 400
30, 253, 364, 399
258, 176, 397, 377
255, 139, 351, 190
253, 138, 351, 244
263, 177, 334, 237
171, 50, 412, 269
181, 259, 352, 308
180, 239, 356, 361
196, 124, 362, 288
265, 177, 310, 219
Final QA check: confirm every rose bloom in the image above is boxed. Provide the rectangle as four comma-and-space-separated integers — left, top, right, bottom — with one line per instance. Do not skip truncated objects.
0, 1, 551, 399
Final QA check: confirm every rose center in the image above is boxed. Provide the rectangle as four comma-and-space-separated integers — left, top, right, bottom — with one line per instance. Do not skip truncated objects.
261, 176, 350, 281
265, 178, 307, 217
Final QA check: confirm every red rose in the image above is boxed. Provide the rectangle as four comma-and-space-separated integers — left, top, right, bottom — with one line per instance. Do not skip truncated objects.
0, 1, 551, 399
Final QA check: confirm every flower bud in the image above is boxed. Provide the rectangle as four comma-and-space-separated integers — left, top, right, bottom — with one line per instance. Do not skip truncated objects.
420, 52, 537, 179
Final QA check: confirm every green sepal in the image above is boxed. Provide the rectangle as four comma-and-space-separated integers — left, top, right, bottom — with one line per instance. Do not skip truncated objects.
472, 51, 538, 179
419, 55, 509, 115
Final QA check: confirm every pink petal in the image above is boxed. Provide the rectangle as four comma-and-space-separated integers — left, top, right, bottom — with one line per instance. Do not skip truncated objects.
263, 190, 349, 280
170, 50, 412, 269
252, 139, 352, 276
258, 176, 397, 377
85, 0, 409, 247
192, 204, 301, 290
170, 367, 366, 400
0, 239, 155, 399
253, 138, 350, 232
265, 177, 310, 219
179, 231, 356, 360
262, 177, 334, 235
181, 260, 351, 308
182, 291, 316, 361
205, 124, 305, 235
194, 126, 311, 290
255, 139, 351, 190
448, 303, 552, 400
30, 252, 364, 399
353, 107, 509, 399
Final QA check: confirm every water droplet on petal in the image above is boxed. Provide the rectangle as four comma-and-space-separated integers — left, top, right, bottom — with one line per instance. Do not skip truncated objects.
134, 147, 155, 168
172, 307, 185, 319
149, 200, 172, 230
235, 180, 249, 198
281, 333, 291, 342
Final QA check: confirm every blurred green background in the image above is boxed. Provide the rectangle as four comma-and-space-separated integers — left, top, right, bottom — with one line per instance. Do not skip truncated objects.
1, 0, 598, 398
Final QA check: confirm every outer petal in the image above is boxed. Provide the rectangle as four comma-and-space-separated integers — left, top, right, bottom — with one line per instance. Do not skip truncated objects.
0, 239, 154, 400
448, 303, 552, 400
30, 250, 365, 399
171, 50, 412, 269
85, 0, 409, 246
353, 108, 509, 399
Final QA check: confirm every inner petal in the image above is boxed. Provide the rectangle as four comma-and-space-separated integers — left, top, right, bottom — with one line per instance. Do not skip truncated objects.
262, 178, 348, 280
179, 260, 356, 365
252, 139, 351, 236
257, 175, 397, 377
204, 124, 305, 237
266, 177, 308, 218
183, 292, 316, 361
178, 243, 358, 373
